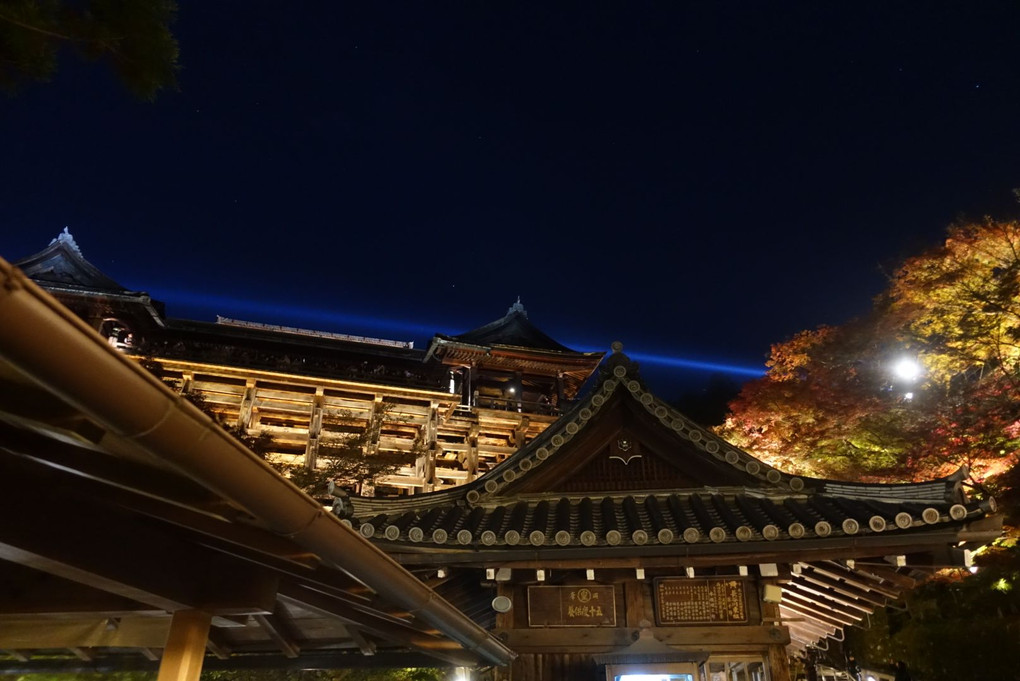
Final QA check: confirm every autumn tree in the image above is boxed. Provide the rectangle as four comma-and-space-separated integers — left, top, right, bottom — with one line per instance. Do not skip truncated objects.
0, 0, 179, 99
719, 216, 1020, 680
720, 218, 1020, 488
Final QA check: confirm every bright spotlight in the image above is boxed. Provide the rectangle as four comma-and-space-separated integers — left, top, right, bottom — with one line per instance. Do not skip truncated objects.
892, 357, 922, 382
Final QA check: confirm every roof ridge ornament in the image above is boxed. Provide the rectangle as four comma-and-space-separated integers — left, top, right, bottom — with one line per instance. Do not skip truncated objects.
50, 227, 82, 257
506, 297, 527, 317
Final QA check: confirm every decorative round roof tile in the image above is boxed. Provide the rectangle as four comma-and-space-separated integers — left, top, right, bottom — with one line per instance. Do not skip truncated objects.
432, 528, 448, 543
580, 530, 597, 546
606, 529, 622, 546
766, 470, 782, 483
640, 393, 654, 406
735, 526, 754, 542
683, 528, 701, 543
788, 522, 806, 538
867, 516, 885, 533
689, 430, 703, 442
949, 504, 968, 521
745, 461, 760, 475
529, 530, 546, 546
566, 422, 579, 434
762, 524, 780, 541
611, 341, 624, 353
705, 441, 719, 454
502, 470, 517, 483
408, 527, 425, 542
591, 394, 605, 407
922, 507, 940, 524
627, 380, 641, 393
551, 435, 564, 447
555, 530, 571, 546
359, 523, 375, 538
843, 518, 861, 534
655, 406, 668, 418
536, 447, 550, 460
789, 477, 805, 491
520, 458, 533, 471
672, 421, 685, 433
580, 407, 593, 420
457, 529, 473, 544
603, 379, 617, 392
466, 490, 481, 504
484, 480, 498, 493
613, 365, 627, 378
384, 525, 401, 541
814, 521, 832, 537
709, 527, 727, 543
481, 530, 497, 546
632, 529, 649, 545
895, 512, 913, 529
504, 530, 521, 545
657, 528, 675, 544
724, 451, 740, 464
339, 518, 353, 528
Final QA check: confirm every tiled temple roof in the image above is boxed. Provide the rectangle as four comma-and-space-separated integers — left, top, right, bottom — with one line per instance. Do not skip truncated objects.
429, 300, 593, 355
14, 229, 129, 293
339, 344, 998, 554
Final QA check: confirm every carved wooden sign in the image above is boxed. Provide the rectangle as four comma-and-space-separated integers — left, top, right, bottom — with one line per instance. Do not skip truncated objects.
654, 577, 748, 625
527, 586, 616, 627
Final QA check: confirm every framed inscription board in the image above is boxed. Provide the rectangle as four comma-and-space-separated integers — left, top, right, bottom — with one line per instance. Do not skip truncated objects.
654, 577, 748, 625
527, 585, 616, 627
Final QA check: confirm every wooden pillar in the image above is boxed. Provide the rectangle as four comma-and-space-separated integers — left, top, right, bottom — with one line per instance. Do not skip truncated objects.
157, 609, 212, 681
762, 600, 791, 681
304, 388, 324, 469
768, 643, 793, 681
237, 380, 256, 431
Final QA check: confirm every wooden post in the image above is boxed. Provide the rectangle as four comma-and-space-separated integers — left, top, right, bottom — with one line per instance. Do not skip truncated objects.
157, 609, 212, 681
762, 600, 791, 681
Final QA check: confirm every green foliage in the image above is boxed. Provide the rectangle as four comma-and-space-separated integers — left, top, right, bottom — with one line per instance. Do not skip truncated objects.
847, 545, 1020, 680
0, 0, 179, 100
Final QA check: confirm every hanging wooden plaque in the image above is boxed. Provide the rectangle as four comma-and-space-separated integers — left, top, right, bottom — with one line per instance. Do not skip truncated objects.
527, 585, 616, 627
654, 577, 748, 625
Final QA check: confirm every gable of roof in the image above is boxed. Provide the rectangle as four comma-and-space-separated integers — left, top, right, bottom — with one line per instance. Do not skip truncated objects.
14, 229, 128, 293
436, 300, 579, 353
343, 344, 999, 555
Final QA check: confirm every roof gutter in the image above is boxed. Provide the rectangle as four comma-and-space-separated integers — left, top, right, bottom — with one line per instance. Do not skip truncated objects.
0, 258, 515, 667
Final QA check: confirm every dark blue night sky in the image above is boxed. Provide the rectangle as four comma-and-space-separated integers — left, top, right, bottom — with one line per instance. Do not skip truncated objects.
3, 2, 1020, 393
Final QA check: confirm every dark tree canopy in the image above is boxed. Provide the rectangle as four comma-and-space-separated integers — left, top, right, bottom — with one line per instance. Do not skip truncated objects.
0, 0, 179, 100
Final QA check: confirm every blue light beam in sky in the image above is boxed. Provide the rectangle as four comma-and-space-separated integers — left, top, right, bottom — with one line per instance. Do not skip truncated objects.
147, 288, 766, 380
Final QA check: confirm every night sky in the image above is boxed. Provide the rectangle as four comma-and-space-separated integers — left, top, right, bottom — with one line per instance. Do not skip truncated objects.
3, 2, 1020, 394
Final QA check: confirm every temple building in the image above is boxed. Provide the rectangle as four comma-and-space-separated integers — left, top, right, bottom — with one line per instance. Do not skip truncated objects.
0, 233, 1005, 681
13, 231, 604, 495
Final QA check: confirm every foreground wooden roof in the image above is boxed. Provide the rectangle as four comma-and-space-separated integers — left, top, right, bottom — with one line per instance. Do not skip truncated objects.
0, 256, 514, 674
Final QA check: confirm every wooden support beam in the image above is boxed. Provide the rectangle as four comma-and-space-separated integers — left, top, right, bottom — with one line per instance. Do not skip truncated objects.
798, 569, 890, 608
787, 580, 874, 614
205, 630, 231, 660
779, 600, 852, 630
140, 648, 160, 662
780, 593, 859, 627
157, 610, 211, 681
346, 626, 377, 656
2, 650, 29, 663
254, 612, 300, 658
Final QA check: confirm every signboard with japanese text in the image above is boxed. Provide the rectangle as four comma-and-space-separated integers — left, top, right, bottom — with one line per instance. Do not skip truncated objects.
526, 585, 617, 627
654, 577, 748, 625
